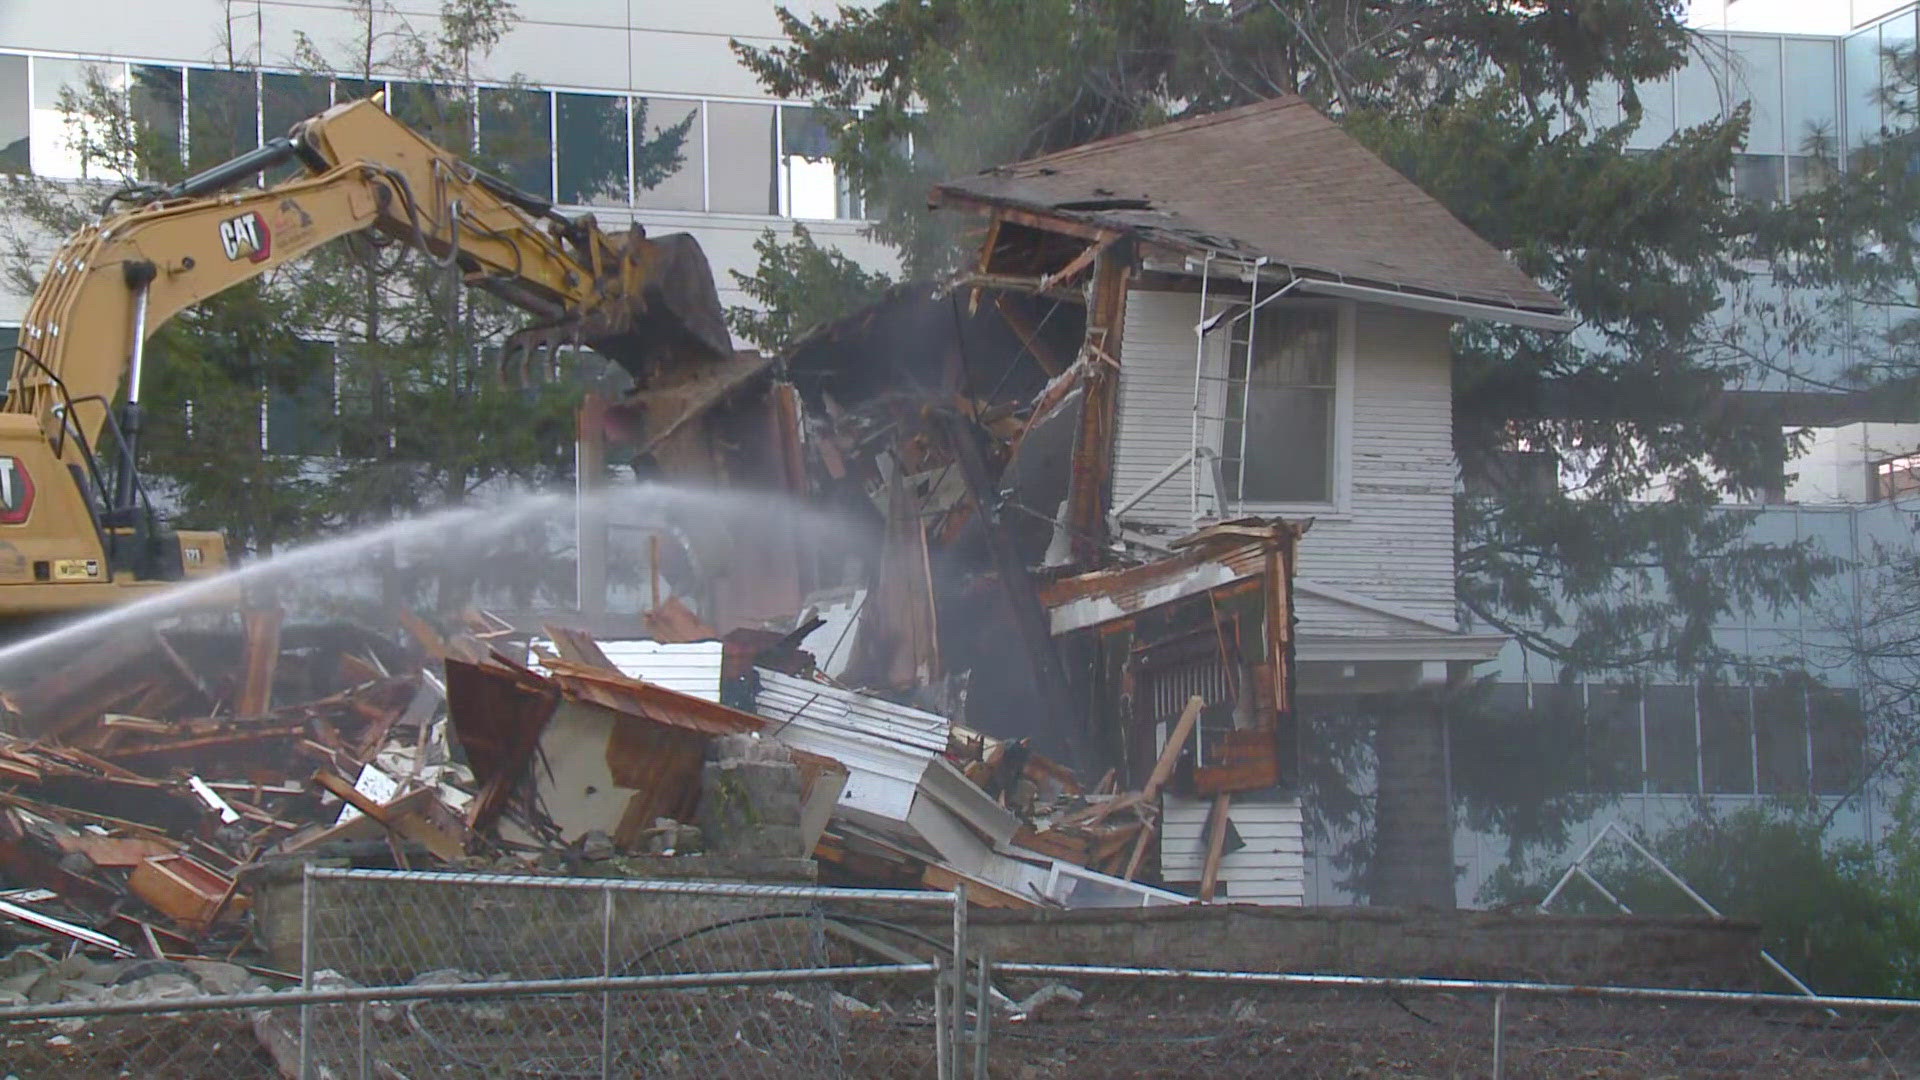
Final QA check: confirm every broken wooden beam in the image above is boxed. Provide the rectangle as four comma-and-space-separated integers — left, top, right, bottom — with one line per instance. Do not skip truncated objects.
310, 769, 467, 863
237, 608, 284, 717
1199, 792, 1232, 903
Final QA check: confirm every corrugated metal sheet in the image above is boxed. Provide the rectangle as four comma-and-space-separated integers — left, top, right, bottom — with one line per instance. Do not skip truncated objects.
530, 639, 724, 702
753, 669, 948, 753
755, 669, 950, 828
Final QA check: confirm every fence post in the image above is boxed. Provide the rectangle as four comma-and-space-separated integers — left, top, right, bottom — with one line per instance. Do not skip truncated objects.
600, 883, 615, 1079
934, 956, 951, 1080
1492, 989, 1506, 1080
973, 951, 991, 1080
299, 862, 313, 1080
356, 1000, 369, 1080
952, 882, 968, 1077
599, 883, 614, 1076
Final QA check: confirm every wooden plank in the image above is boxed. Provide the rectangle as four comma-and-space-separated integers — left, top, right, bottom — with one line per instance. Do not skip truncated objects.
399, 610, 449, 661
1199, 792, 1232, 903
994, 295, 1065, 378
310, 770, 466, 863
920, 862, 1041, 910
55, 834, 179, 868
1013, 825, 1091, 864
543, 624, 618, 671
1122, 817, 1158, 882
236, 608, 283, 717
150, 631, 218, 706
927, 191, 1118, 241
1145, 696, 1204, 798
1039, 234, 1118, 293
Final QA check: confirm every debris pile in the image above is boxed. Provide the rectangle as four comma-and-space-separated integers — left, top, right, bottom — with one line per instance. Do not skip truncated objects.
0, 551, 1292, 966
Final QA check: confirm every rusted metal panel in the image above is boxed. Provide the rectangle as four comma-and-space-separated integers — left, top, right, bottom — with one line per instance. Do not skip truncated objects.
605, 718, 708, 848
542, 660, 766, 737
443, 658, 560, 830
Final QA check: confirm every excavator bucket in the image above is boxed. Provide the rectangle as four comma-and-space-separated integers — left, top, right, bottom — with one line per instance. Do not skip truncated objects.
506, 230, 733, 386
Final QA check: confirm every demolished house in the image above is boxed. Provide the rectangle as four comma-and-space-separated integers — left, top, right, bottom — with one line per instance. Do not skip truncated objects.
581, 95, 1570, 906
0, 95, 1571, 966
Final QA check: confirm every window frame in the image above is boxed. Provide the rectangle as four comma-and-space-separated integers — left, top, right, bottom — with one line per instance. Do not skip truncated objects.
1200, 296, 1354, 517
0, 46, 877, 224
1871, 451, 1920, 500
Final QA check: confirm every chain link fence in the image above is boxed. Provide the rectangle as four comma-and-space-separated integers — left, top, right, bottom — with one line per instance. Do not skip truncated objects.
9, 870, 1920, 1079
0, 867, 961, 1079
979, 963, 1920, 1078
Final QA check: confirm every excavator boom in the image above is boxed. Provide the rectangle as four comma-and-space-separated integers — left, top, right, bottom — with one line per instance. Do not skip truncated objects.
0, 95, 733, 619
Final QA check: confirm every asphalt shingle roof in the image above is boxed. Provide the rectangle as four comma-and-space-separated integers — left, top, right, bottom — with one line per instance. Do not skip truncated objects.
934, 96, 1565, 318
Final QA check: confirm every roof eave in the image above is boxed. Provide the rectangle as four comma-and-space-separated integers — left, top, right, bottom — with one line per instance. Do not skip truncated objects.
1291, 278, 1576, 333
934, 185, 1575, 334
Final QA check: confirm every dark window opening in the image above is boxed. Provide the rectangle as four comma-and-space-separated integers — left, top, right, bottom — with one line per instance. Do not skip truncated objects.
1221, 305, 1336, 505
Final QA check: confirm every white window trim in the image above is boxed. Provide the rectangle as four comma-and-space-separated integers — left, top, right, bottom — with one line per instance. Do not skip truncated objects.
1201, 296, 1354, 518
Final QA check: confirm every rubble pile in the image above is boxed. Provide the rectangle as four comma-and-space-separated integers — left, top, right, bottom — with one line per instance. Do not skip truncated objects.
0, 588, 1228, 977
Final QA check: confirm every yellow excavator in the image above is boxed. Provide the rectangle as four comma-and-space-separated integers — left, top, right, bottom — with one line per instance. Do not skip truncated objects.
0, 94, 732, 619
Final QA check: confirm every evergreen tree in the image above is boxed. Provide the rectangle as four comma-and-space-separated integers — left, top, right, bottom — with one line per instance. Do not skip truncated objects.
730, 0, 1861, 889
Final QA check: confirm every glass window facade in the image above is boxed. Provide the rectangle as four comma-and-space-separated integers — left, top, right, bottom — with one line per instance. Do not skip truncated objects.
634, 97, 702, 211
32, 57, 125, 178
1784, 38, 1839, 159
556, 92, 627, 207
0, 52, 868, 222
478, 86, 552, 200
0, 56, 29, 174
187, 67, 258, 174
1729, 36, 1783, 155
706, 101, 776, 214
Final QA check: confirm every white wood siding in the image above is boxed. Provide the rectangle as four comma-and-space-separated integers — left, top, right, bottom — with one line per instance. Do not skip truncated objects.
1114, 291, 1459, 627
1112, 290, 1204, 524
1161, 794, 1305, 905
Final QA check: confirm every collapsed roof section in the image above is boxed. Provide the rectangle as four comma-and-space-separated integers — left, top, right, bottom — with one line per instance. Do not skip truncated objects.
931, 96, 1573, 332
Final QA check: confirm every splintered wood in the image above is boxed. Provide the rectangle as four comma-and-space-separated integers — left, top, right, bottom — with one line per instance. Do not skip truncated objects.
0, 609, 488, 955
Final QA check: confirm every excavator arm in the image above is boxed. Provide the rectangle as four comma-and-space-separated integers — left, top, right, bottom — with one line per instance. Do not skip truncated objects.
0, 95, 732, 613
13, 95, 730, 460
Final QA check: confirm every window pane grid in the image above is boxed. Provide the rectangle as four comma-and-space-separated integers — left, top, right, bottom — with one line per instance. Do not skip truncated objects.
0, 50, 869, 222
1220, 305, 1336, 506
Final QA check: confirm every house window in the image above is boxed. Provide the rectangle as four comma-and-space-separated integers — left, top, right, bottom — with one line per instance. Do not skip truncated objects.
1872, 452, 1920, 500
1220, 304, 1338, 506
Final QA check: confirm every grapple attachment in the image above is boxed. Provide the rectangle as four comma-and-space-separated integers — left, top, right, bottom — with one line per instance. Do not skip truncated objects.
503, 230, 733, 386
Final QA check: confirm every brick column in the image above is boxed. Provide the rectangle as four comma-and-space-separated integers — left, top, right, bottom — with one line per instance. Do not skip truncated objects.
1371, 692, 1456, 908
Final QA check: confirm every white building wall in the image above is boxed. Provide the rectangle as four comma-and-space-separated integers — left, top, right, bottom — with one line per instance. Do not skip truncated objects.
1785, 421, 1920, 504
1113, 290, 1459, 627
1161, 794, 1305, 905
